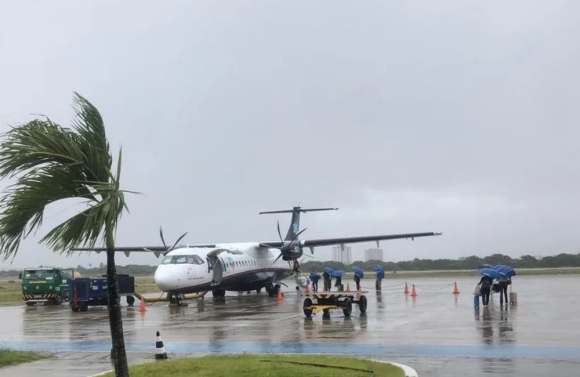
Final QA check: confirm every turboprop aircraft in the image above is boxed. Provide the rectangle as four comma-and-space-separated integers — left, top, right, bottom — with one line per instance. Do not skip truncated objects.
73, 205, 443, 305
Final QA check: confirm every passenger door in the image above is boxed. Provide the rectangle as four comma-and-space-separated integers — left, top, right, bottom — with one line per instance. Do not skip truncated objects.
206, 249, 228, 286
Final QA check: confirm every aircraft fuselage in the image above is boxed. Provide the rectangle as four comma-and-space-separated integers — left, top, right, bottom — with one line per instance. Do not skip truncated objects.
153, 242, 294, 295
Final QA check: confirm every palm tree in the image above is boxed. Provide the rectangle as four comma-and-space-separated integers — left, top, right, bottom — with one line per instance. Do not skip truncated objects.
0, 92, 136, 377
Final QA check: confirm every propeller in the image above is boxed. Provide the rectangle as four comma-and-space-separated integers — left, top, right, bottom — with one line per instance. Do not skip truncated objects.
145, 226, 188, 256
264, 220, 307, 269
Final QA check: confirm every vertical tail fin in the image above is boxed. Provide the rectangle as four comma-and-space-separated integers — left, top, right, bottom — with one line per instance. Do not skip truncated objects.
285, 207, 302, 241
259, 205, 339, 241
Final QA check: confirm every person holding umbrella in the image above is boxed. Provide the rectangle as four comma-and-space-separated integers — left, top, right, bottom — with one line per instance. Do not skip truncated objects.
309, 271, 321, 292
493, 265, 516, 306
479, 273, 493, 308
352, 267, 364, 291
374, 265, 385, 291
322, 269, 332, 291
498, 272, 510, 305
476, 267, 499, 308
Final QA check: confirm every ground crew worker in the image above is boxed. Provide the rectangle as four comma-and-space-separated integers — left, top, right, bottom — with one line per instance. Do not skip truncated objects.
293, 259, 300, 274
354, 274, 361, 291
375, 269, 384, 291
334, 275, 343, 291
310, 271, 320, 292
322, 271, 331, 291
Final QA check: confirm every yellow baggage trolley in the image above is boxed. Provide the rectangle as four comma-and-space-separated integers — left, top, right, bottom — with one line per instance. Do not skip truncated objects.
302, 291, 367, 318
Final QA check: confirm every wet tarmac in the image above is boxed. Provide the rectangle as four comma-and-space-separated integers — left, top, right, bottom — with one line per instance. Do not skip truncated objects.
0, 275, 578, 376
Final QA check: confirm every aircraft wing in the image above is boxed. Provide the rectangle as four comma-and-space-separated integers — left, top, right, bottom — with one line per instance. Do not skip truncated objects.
259, 231, 442, 251
72, 243, 217, 257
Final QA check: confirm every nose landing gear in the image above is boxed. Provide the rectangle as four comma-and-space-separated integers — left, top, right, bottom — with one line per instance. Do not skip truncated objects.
168, 293, 187, 306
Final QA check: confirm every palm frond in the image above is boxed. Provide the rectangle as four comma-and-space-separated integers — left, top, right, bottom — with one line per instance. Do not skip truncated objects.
0, 118, 86, 179
0, 93, 136, 261
69, 92, 112, 183
39, 195, 117, 255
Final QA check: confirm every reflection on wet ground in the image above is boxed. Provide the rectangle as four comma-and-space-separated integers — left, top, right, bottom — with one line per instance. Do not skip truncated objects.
0, 276, 578, 376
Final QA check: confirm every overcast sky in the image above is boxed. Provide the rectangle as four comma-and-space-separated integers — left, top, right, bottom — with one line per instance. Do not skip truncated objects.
1, 0, 579, 270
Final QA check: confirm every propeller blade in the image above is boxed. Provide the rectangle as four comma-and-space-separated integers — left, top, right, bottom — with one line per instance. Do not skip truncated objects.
171, 232, 188, 250
290, 227, 307, 243
159, 226, 168, 250
268, 253, 283, 269
276, 220, 283, 242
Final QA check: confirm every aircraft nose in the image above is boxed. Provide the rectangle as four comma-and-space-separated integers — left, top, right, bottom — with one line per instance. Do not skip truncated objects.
154, 266, 179, 291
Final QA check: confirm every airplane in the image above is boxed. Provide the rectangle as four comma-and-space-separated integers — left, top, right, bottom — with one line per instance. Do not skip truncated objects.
73, 205, 443, 305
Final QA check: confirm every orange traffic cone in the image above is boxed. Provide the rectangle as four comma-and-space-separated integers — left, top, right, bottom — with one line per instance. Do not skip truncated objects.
139, 298, 146, 313
305, 284, 310, 294
277, 289, 283, 301
346, 283, 350, 292
404, 282, 409, 295
453, 282, 460, 294
411, 284, 417, 297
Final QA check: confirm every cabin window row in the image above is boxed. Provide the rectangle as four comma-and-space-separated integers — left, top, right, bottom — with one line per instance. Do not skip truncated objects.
223, 258, 283, 268
161, 255, 285, 267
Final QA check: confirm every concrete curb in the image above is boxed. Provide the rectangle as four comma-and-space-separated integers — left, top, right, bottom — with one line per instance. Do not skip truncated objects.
370, 359, 419, 377
87, 354, 418, 377
88, 371, 111, 377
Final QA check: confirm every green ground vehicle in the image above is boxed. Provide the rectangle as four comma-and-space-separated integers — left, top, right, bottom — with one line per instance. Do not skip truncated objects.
19, 266, 75, 306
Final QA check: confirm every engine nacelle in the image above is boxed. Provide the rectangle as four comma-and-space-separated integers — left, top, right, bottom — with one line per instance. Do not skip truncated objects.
281, 245, 303, 261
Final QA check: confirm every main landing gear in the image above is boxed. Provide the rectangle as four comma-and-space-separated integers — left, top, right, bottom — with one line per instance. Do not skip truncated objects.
212, 289, 226, 298
265, 283, 281, 297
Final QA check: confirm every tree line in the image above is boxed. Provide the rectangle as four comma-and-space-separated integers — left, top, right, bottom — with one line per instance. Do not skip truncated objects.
0, 263, 157, 278
300, 252, 580, 272
2, 252, 579, 278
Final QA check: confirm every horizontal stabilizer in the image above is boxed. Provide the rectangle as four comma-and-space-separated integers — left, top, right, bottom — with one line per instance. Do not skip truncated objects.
259, 207, 338, 215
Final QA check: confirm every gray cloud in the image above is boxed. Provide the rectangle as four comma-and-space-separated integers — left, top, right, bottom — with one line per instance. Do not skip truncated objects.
1, 0, 579, 269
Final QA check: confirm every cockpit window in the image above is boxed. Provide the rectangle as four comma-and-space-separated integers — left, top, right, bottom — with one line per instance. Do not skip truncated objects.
161, 255, 205, 265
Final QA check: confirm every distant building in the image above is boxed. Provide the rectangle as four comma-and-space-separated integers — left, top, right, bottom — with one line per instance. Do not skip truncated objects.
332, 245, 352, 264
364, 248, 384, 261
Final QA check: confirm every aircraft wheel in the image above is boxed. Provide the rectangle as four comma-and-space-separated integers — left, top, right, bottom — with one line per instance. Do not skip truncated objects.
256, 288, 262, 294
358, 295, 367, 314
269, 284, 281, 297
126, 295, 135, 306
342, 298, 352, 317
303, 298, 313, 318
